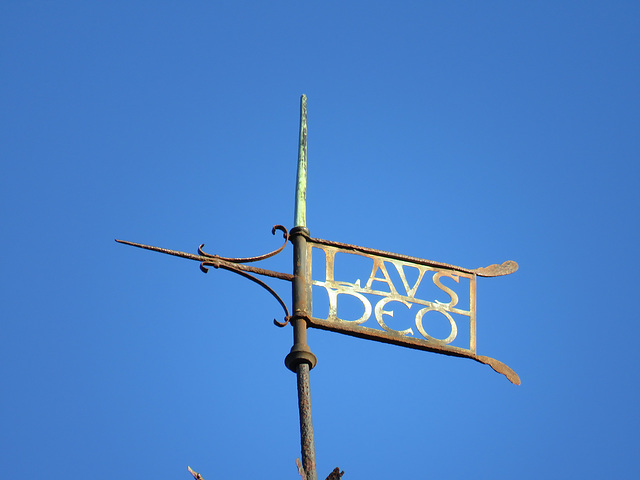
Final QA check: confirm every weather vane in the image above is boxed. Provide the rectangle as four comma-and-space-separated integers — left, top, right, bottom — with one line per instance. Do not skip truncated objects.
117, 95, 519, 480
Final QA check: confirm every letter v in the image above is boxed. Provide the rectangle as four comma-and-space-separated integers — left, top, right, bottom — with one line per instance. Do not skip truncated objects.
392, 263, 427, 298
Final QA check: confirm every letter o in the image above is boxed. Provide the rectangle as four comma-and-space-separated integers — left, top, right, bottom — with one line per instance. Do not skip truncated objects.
415, 306, 458, 344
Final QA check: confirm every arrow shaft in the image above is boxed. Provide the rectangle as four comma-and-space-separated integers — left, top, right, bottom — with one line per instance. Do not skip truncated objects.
115, 239, 294, 282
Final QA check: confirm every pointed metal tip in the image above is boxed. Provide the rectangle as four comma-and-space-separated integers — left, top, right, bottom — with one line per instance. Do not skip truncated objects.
188, 466, 205, 480
115, 239, 139, 247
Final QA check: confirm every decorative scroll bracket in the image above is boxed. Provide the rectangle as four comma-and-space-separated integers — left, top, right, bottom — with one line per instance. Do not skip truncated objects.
116, 225, 294, 327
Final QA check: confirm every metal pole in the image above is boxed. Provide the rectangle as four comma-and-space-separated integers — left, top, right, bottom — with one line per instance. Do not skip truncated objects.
285, 94, 318, 480
294, 95, 308, 229
296, 362, 315, 479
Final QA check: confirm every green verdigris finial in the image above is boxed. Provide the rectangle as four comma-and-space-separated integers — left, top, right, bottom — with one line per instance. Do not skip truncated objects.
294, 95, 307, 228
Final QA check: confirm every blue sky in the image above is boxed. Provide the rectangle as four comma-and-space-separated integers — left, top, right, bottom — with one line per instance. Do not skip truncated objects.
1, 2, 639, 479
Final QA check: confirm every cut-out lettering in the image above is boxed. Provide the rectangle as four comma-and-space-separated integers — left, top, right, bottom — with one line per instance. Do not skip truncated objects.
374, 297, 413, 336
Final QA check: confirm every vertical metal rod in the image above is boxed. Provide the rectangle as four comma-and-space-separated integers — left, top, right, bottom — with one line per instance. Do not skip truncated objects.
296, 362, 316, 480
294, 95, 308, 229
286, 94, 318, 480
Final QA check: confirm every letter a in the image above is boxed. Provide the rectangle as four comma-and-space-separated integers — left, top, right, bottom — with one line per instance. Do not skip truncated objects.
365, 259, 397, 294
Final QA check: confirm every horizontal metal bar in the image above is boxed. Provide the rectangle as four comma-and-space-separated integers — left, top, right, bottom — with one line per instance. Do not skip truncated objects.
115, 239, 294, 282
306, 316, 520, 384
305, 236, 518, 277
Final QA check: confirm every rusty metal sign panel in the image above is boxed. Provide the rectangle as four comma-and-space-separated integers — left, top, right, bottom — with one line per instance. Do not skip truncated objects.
303, 236, 520, 385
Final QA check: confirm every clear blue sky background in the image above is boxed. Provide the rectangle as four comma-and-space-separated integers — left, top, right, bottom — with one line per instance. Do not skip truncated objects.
1, 2, 639, 479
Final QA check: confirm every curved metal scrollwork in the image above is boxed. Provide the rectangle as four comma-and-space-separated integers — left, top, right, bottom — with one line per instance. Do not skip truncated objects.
197, 225, 291, 327
200, 260, 292, 327
115, 225, 292, 327
198, 225, 289, 263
